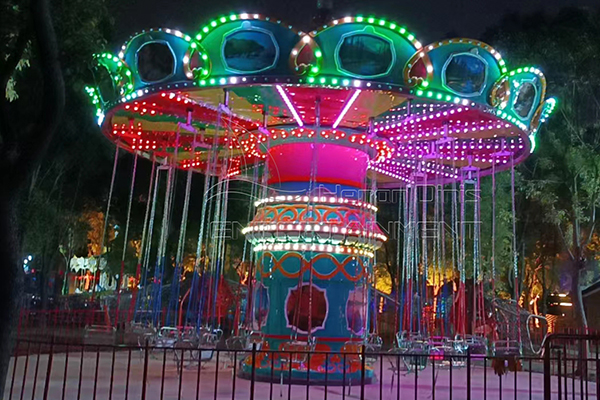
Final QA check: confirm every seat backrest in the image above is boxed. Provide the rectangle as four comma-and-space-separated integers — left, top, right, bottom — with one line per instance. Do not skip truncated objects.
281, 340, 311, 363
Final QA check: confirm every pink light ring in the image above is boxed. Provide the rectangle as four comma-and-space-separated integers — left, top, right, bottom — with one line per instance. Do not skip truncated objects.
384, 158, 459, 177
266, 142, 370, 187
252, 195, 378, 212
372, 105, 470, 136
393, 137, 523, 156
377, 111, 525, 144
244, 125, 393, 162
347, 133, 394, 162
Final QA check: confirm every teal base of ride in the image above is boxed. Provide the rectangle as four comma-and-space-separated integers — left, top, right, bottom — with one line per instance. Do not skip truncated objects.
238, 362, 375, 385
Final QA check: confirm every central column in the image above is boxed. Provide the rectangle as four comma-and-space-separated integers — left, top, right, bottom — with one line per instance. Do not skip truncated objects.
241, 135, 385, 384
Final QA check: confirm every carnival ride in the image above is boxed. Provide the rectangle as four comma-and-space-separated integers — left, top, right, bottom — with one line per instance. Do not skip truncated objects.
85, 11, 556, 384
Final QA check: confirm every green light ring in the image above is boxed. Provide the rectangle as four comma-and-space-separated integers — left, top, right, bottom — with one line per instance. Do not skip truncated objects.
403, 50, 434, 88
489, 76, 510, 109
183, 43, 212, 80
311, 15, 422, 51
413, 87, 472, 106
412, 87, 528, 131
94, 52, 134, 97
332, 27, 397, 79
510, 77, 539, 122
194, 13, 301, 44
119, 27, 194, 61
289, 39, 322, 76
84, 86, 105, 125
506, 66, 547, 104
492, 67, 547, 126
527, 97, 556, 153
531, 97, 557, 128
420, 38, 508, 75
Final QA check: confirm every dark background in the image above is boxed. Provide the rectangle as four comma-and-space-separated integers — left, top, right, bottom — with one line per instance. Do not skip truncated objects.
111, 0, 599, 44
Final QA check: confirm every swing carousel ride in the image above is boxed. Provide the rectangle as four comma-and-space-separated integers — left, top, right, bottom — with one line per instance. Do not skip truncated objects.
86, 11, 556, 384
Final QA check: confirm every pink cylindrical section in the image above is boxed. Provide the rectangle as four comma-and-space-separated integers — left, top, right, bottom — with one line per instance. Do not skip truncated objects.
267, 142, 369, 188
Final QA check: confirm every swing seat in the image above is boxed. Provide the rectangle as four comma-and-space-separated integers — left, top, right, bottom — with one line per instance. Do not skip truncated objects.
198, 327, 222, 348
364, 334, 383, 365
156, 326, 179, 348
341, 341, 364, 372
395, 331, 411, 350
225, 332, 255, 367
446, 336, 468, 367
464, 334, 488, 356
280, 338, 316, 370
247, 330, 264, 351
402, 342, 429, 372
428, 337, 455, 369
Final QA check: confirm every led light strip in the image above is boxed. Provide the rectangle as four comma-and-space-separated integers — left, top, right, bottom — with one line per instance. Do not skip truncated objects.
253, 243, 374, 258
242, 223, 387, 242
333, 89, 361, 129
253, 195, 378, 212
247, 235, 381, 251
368, 164, 415, 184
275, 85, 304, 127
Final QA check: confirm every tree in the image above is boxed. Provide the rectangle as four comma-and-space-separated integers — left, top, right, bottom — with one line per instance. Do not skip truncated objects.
0, 0, 114, 390
485, 7, 600, 329
0, 0, 65, 391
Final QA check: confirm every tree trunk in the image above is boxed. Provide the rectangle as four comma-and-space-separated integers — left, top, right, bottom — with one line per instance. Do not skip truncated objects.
569, 259, 589, 377
541, 262, 548, 315
570, 260, 588, 330
0, 193, 24, 396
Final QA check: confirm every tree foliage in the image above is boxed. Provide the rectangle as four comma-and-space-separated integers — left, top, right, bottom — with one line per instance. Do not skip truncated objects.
485, 7, 600, 326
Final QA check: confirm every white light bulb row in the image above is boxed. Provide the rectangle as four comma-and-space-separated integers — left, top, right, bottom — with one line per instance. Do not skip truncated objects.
374, 107, 468, 132
242, 223, 387, 242
253, 243, 374, 258
368, 165, 415, 185
385, 159, 459, 176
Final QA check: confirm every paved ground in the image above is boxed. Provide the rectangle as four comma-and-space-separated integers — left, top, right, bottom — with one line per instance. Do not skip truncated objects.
3, 350, 596, 400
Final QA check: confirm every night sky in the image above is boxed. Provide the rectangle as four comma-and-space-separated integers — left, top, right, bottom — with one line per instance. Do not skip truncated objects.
111, 0, 598, 45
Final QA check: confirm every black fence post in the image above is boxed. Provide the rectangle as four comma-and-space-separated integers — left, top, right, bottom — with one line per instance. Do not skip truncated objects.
42, 335, 55, 400
466, 347, 471, 400
543, 337, 551, 400
141, 339, 149, 400
250, 343, 257, 400
360, 345, 366, 400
